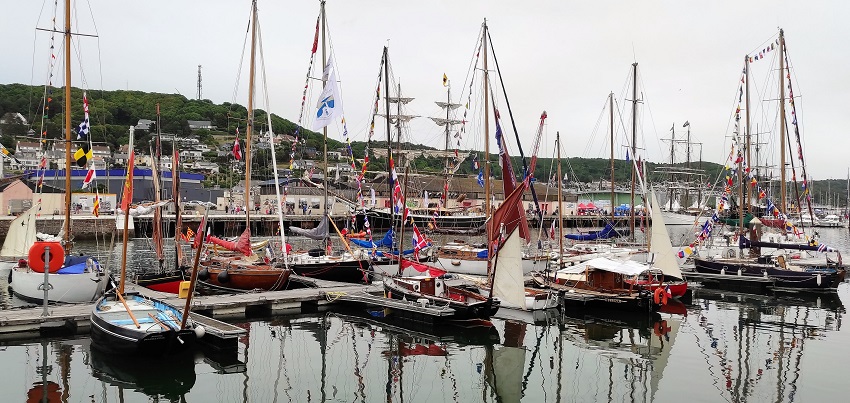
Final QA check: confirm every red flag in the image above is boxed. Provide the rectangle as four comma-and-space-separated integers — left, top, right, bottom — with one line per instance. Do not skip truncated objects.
120, 152, 135, 211
232, 136, 243, 161
192, 215, 207, 249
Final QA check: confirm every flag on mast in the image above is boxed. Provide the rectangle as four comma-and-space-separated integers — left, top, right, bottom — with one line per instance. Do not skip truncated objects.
81, 167, 96, 189
442, 73, 448, 87
312, 56, 343, 131
92, 193, 101, 217
232, 127, 243, 160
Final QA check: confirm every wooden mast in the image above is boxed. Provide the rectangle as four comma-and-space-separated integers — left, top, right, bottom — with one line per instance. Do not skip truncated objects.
609, 93, 615, 224
320, 0, 330, 252
744, 55, 752, 214
118, 127, 135, 295
483, 20, 491, 217
629, 62, 638, 241
63, 0, 72, 246
779, 29, 787, 215
557, 132, 564, 254
383, 46, 393, 241
244, 0, 258, 228
397, 167, 409, 276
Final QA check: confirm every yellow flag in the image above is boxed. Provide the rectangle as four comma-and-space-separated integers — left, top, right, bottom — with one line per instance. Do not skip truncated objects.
442, 73, 448, 87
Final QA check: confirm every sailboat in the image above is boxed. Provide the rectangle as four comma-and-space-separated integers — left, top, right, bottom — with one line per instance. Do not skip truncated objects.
656, 121, 708, 226
691, 29, 847, 291
134, 107, 185, 294
194, 0, 300, 290
90, 126, 203, 356
433, 20, 547, 277
623, 191, 689, 298
9, 0, 107, 303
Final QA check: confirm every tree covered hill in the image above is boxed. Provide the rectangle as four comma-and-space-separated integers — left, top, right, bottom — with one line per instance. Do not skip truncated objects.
0, 83, 306, 153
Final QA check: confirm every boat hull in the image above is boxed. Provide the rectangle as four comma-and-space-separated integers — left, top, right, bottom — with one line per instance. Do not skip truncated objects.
289, 258, 370, 284
198, 263, 293, 291
10, 267, 107, 303
361, 209, 486, 231
693, 258, 846, 290
383, 277, 500, 320
90, 294, 197, 356
435, 257, 489, 276
135, 270, 186, 294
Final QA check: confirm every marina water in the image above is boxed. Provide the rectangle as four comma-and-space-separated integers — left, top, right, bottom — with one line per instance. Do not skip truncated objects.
1, 228, 848, 402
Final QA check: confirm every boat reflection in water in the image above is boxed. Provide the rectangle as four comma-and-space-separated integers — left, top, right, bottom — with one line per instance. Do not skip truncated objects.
682, 288, 845, 402
2, 283, 848, 401
89, 345, 196, 400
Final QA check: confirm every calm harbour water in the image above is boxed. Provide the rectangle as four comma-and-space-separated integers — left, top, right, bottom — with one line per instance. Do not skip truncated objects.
1, 228, 849, 402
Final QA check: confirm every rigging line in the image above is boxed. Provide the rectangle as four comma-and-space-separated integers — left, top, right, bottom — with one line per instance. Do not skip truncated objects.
228, 5, 253, 110
635, 69, 664, 163
580, 94, 609, 158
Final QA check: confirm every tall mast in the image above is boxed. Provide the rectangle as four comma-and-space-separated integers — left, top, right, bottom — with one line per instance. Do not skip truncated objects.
744, 55, 752, 213
320, 0, 330, 251
244, 0, 258, 228
63, 0, 72, 245
668, 123, 675, 210
609, 93, 615, 223
383, 46, 393, 235
119, 127, 135, 295
557, 132, 564, 253
629, 62, 638, 241
778, 29, 787, 214
483, 20, 491, 216
172, 134, 182, 269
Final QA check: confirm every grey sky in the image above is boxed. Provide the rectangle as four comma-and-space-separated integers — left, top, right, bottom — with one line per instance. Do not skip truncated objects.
4, 1, 849, 179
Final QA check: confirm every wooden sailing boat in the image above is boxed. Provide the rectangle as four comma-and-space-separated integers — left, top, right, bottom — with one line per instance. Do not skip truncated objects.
195, 0, 294, 290
383, 71, 499, 319
692, 29, 847, 291
90, 126, 203, 356
9, 0, 107, 303
134, 107, 186, 294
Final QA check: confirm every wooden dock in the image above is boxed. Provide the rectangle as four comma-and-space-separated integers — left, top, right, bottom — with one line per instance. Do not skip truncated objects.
0, 275, 465, 343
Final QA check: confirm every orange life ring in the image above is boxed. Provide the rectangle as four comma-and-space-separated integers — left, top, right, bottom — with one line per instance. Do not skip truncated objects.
653, 287, 668, 306
28, 242, 65, 273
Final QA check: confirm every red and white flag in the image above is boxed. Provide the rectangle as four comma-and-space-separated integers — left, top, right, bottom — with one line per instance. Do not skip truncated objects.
412, 223, 428, 252
549, 219, 556, 239
81, 168, 96, 189
232, 128, 243, 160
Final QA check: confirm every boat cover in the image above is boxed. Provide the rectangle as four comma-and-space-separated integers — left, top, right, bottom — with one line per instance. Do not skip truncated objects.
289, 216, 329, 240
556, 257, 649, 276
350, 228, 393, 249
565, 222, 622, 241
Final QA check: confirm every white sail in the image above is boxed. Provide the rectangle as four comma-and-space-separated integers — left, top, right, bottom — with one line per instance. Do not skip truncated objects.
0, 205, 38, 258
649, 191, 683, 279
491, 227, 526, 310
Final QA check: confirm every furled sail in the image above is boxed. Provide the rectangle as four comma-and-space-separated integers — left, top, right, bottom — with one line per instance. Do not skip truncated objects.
206, 228, 253, 256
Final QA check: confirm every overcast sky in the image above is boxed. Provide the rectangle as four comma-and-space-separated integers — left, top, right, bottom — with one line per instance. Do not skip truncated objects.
4, 0, 849, 180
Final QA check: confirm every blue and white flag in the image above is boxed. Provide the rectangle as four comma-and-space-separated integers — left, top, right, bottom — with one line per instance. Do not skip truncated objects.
477, 170, 484, 188
312, 56, 343, 131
